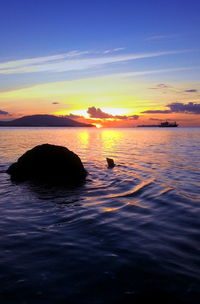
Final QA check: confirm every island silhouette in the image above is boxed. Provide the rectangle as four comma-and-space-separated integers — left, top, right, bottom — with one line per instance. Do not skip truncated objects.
0, 114, 94, 127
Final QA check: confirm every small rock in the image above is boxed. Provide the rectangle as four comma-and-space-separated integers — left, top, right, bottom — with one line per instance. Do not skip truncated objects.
106, 158, 115, 168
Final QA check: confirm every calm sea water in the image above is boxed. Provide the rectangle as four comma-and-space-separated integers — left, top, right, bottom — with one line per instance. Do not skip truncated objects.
0, 127, 200, 304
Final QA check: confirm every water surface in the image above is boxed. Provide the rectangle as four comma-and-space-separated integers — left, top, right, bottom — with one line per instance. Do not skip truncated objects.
0, 127, 200, 303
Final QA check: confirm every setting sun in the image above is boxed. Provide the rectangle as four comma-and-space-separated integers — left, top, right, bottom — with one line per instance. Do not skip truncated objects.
93, 123, 103, 128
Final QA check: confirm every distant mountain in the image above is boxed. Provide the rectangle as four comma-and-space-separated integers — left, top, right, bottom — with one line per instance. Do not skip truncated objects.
0, 114, 94, 127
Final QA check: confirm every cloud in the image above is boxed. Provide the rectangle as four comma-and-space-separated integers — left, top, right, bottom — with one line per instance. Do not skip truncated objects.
158, 83, 169, 88
149, 85, 198, 93
115, 114, 139, 120
116, 66, 200, 79
0, 50, 89, 69
103, 47, 125, 54
52, 102, 60, 104
149, 83, 170, 90
87, 107, 111, 119
87, 107, 139, 120
0, 109, 11, 116
0, 49, 189, 75
142, 102, 200, 115
168, 102, 200, 114
142, 110, 171, 114
131, 115, 139, 120
149, 118, 175, 122
184, 89, 198, 93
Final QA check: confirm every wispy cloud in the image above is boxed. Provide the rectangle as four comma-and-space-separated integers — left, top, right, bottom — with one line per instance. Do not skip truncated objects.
142, 109, 171, 114
116, 66, 200, 78
0, 49, 190, 75
0, 50, 89, 69
103, 47, 125, 54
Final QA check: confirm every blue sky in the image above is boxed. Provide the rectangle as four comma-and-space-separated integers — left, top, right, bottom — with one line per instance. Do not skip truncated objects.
0, 0, 200, 125
1, 0, 200, 59
1, 0, 200, 85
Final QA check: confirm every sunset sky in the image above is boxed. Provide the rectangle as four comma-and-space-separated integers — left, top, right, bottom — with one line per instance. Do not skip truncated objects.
0, 0, 200, 127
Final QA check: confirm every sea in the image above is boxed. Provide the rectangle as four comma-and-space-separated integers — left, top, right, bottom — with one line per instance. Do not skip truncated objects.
0, 127, 199, 304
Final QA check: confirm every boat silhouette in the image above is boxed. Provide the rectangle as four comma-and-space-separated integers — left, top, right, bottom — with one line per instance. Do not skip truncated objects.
159, 121, 178, 127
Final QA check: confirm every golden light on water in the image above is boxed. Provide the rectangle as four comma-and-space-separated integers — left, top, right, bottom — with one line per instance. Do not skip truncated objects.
101, 129, 122, 151
102, 207, 120, 212
77, 131, 89, 148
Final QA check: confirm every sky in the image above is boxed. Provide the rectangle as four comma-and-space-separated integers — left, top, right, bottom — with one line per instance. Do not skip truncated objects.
0, 0, 200, 127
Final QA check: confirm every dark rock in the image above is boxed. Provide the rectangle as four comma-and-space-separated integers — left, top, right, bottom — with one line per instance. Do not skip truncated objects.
106, 158, 115, 168
7, 144, 87, 186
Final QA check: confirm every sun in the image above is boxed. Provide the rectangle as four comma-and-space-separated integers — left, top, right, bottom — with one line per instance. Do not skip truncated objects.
93, 123, 103, 128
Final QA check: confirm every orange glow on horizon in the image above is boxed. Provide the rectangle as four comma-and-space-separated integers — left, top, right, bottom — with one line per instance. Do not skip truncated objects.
0, 74, 199, 127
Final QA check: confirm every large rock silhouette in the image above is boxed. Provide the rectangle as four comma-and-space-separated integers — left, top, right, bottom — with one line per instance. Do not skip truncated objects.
7, 144, 87, 186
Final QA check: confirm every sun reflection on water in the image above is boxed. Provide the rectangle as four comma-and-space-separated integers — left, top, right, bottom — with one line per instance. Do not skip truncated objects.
77, 130, 89, 149
100, 129, 122, 153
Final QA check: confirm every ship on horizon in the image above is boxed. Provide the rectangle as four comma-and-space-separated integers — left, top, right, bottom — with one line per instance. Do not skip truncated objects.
159, 121, 178, 127
137, 121, 179, 128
